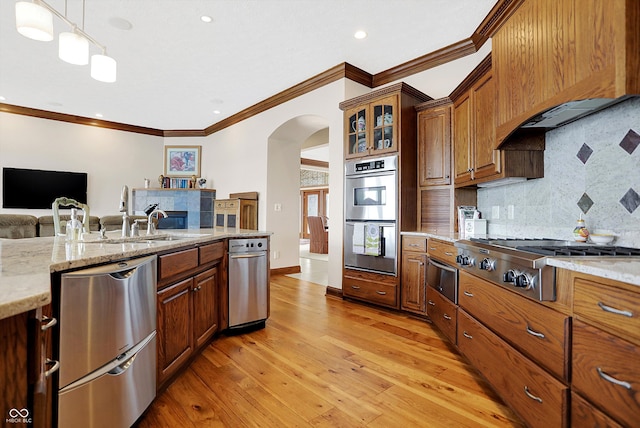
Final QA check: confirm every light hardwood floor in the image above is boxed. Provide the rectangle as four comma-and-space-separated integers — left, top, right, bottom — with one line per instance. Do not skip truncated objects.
136, 275, 523, 427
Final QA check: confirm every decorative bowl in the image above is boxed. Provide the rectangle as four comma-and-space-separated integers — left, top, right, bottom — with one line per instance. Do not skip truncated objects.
590, 233, 615, 245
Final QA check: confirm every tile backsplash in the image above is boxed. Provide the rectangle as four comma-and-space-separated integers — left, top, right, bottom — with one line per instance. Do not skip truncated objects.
478, 97, 640, 247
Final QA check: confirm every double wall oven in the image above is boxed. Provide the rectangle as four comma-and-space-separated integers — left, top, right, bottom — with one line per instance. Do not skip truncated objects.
344, 155, 398, 275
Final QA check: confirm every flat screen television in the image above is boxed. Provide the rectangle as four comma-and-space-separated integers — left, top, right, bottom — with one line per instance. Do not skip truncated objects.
2, 167, 88, 209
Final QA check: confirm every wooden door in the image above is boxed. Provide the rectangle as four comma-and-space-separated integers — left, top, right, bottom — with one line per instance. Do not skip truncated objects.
192, 267, 219, 349
471, 71, 500, 181
453, 94, 472, 184
345, 105, 369, 158
401, 252, 427, 314
369, 94, 399, 155
157, 278, 193, 386
301, 189, 327, 239
418, 103, 452, 186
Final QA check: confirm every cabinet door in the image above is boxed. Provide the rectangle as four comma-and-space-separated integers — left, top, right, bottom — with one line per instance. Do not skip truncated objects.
418, 104, 452, 186
401, 252, 426, 314
471, 71, 500, 180
345, 106, 368, 158
453, 94, 472, 183
157, 277, 193, 386
370, 95, 398, 155
193, 267, 219, 349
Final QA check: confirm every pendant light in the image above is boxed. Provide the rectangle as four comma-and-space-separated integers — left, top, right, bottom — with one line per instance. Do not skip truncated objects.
15, 0, 117, 83
59, 30, 89, 65
15, 1, 54, 41
91, 53, 117, 83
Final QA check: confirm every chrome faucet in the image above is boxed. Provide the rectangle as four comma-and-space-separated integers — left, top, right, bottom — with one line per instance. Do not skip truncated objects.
119, 185, 131, 237
147, 209, 168, 235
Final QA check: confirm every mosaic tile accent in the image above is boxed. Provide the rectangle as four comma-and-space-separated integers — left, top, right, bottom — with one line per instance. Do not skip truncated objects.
619, 129, 640, 155
577, 192, 594, 214
300, 170, 328, 187
620, 188, 640, 214
576, 143, 593, 164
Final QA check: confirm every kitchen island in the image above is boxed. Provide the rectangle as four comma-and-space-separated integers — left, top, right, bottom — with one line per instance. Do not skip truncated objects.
0, 228, 271, 321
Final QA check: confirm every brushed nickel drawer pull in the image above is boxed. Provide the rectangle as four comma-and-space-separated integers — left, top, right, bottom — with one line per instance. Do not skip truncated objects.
444, 252, 453, 256
526, 325, 545, 339
351, 285, 360, 290
597, 301, 633, 317
597, 367, 632, 389
45, 358, 60, 378
523, 386, 543, 403
429, 247, 436, 251
443, 314, 451, 320
428, 300, 435, 306
463, 331, 472, 339
463, 291, 474, 297
408, 243, 421, 247
376, 291, 387, 295
41, 316, 57, 331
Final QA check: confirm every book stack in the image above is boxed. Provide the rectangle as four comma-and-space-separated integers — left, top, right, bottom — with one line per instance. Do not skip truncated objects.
162, 177, 194, 189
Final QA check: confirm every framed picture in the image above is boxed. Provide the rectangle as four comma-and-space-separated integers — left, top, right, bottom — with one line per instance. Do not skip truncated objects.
164, 145, 201, 177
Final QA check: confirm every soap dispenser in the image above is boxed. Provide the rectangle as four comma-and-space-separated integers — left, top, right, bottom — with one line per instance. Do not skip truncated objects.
573, 215, 590, 242
66, 208, 82, 242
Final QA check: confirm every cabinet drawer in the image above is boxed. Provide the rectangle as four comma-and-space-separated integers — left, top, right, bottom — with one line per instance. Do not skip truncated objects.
427, 239, 456, 265
426, 286, 457, 344
459, 271, 569, 380
570, 392, 622, 428
158, 248, 199, 282
457, 309, 568, 428
343, 277, 397, 308
199, 241, 225, 265
574, 278, 640, 344
402, 236, 427, 253
572, 320, 640, 427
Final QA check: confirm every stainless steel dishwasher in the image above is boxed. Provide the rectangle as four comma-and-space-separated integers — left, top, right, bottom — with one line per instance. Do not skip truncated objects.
57, 255, 157, 428
228, 238, 269, 331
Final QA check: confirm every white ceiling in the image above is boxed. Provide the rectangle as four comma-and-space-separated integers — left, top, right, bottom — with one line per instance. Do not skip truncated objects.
0, 0, 496, 130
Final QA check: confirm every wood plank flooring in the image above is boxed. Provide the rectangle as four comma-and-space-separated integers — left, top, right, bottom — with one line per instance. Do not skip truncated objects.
136, 275, 523, 427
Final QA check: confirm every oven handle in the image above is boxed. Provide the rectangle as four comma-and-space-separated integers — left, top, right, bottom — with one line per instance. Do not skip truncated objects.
427, 258, 457, 274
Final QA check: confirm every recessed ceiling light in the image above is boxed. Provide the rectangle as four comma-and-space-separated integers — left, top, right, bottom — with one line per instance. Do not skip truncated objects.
0, 96, 5, 101
95, 113, 103, 118
354, 30, 367, 39
201, 15, 213, 23
213, 110, 221, 115
108, 17, 133, 31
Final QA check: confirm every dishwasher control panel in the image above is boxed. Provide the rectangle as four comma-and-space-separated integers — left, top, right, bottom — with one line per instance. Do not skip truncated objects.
228, 238, 268, 253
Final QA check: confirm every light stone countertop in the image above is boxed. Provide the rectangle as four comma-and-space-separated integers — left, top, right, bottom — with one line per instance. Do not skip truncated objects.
0, 228, 271, 321
401, 230, 640, 287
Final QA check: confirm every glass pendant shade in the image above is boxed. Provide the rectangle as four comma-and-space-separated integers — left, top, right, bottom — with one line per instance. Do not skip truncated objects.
91, 54, 117, 83
15, 1, 54, 41
59, 32, 89, 65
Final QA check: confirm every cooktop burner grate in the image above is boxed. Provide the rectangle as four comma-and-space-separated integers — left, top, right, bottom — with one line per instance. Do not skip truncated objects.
516, 245, 640, 257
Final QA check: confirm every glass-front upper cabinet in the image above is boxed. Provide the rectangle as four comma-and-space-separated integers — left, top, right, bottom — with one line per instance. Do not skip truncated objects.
344, 95, 398, 159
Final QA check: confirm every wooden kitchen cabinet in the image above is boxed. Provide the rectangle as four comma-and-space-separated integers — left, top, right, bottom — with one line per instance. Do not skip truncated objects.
493, 0, 640, 146
450, 54, 543, 187
458, 271, 569, 381
340, 82, 431, 160
214, 198, 258, 230
156, 241, 225, 389
566, 270, 640, 426
400, 236, 427, 315
426, 286, 457, 344
343, 269, 398, 309
458, 309, 568, 428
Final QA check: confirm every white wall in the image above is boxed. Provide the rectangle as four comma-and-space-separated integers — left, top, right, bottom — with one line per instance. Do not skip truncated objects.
0, 112, 163, 217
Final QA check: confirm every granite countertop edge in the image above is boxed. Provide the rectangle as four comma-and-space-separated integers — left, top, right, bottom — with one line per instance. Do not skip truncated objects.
0, 228, 272, 321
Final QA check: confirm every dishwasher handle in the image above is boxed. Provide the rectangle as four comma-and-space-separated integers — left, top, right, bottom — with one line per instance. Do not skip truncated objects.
230, 252, 267, 259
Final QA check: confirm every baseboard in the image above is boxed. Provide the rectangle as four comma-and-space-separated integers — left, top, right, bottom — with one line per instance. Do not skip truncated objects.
325, 286, 343, 298
271, 265, 301, 275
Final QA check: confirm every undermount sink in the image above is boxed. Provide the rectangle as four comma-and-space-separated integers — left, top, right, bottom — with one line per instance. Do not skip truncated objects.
83, 233, 210, 244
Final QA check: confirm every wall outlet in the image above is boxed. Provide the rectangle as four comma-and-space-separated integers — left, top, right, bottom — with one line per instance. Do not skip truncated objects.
492, 206, 500, 219
274, 203, 282, 212
272, 250, 280, 259
508, 205, 515, 219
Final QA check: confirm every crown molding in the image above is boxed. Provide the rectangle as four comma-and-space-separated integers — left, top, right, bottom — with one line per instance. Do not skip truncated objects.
0, 103, 164, 136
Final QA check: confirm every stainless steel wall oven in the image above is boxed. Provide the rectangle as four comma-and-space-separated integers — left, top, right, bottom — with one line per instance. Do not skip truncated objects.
344, 155, 398, 275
